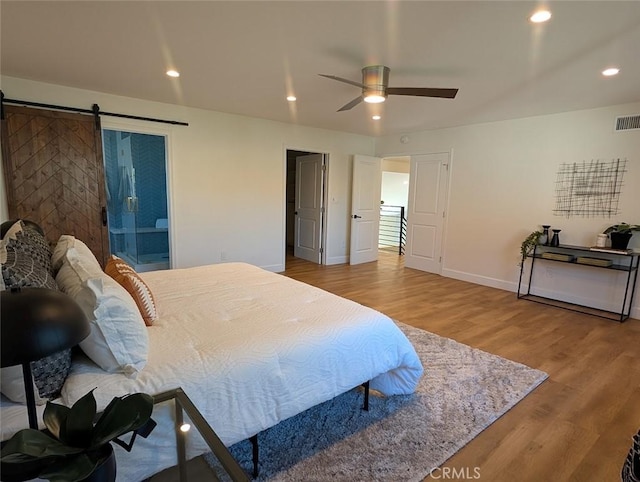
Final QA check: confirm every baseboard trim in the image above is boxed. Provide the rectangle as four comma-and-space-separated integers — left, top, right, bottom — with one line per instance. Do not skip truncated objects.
441, 268, 640, 321
442, 268, 516, 292
326, 255, 349, 265
261, 263, 284, 273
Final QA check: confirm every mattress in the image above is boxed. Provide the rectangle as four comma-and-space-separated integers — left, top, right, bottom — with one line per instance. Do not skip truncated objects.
1, 262, 423, 481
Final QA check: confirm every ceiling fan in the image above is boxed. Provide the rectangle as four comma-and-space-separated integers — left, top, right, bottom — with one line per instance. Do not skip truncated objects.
319, 65, 458, 112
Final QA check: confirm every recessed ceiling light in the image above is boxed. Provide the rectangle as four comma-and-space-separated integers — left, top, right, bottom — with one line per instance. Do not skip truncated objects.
286, 95, 297, 102
530, 10, 551, 23
372, 115, 381, 120
166, 70, 180, 78
602, 67, 620, 77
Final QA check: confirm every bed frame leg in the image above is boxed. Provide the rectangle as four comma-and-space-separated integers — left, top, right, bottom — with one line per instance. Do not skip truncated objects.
247, 382, 368, 479
362, 381, 370, 411
249, 434, 259, 478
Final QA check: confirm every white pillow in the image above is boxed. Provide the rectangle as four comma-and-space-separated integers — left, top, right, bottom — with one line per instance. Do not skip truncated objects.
51, 235, 101, 274
55, 247, 148, 376
1, 365, 48, 405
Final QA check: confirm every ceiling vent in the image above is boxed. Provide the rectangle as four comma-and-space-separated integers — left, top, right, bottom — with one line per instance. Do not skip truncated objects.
615, 114, 640, 131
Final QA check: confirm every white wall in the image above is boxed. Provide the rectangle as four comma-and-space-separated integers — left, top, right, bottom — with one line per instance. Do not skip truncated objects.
381, 157, 410, 207
376, 103, 640, 319
0, 76, 375, 271
381, 172, 409, 208
381, 157, 410, 174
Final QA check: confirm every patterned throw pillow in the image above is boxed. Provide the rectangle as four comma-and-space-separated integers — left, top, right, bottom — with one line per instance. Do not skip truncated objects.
105, 255, 159, 326
0, 220, 71, 403
622, 429, 640, 482
0, 220, 57, 290
31, 350, 73, 399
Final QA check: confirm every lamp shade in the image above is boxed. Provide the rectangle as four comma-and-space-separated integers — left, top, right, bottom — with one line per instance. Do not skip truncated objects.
1, 287, 89, 368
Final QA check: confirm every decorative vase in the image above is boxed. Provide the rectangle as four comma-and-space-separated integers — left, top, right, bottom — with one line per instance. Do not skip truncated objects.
540, 225, 550, 245
81, 444, 117, 482
550, 229, 561, 247
609, 232, 632, 250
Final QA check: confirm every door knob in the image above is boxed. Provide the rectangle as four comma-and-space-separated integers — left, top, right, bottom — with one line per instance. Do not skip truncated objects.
352, 214, 362, 219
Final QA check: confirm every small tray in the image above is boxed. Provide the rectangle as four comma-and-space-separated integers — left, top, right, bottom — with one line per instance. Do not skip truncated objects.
576, 257, 613, 267
541, 252, 575, 262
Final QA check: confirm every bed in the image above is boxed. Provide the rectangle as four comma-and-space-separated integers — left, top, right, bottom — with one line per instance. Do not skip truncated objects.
0, 223, 423, 481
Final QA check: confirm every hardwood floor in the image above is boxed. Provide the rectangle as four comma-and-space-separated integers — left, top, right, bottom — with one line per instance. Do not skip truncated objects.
282, 251, 640, 482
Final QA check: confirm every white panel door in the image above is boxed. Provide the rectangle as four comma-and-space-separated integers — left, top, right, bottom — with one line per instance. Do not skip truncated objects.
294, 154, 323, 263
405, 153, 449, 273
350, 155, 382, 265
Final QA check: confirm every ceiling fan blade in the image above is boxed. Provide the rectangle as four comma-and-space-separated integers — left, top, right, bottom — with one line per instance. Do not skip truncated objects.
337, 96, 364, 112
387, 87, 458, 99
319, 74, 366, 89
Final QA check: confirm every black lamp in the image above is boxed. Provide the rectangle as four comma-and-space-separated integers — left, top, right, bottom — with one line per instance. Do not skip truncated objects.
1, 287, 89, 429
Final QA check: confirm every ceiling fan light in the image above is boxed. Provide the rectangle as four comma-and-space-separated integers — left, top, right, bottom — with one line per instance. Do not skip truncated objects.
362, 65, 389, 104
530, 10, 551, 23
364, 94, 386, 104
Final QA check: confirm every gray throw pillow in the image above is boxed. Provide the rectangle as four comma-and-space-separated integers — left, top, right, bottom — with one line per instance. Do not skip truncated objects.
0, 220, 71, 401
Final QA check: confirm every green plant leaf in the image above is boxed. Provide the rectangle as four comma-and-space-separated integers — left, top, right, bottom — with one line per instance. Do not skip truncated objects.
0, 429, 84, 461
604, 223, 640, 234
1, 390, 152, 481
90, 393, 153, 448
64, 389, 98, 448
38, 452, 101, 482
520, 230, 542, 260
43, 401, 70, 442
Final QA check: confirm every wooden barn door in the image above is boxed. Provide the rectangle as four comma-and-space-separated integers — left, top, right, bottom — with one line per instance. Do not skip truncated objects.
1, 105, 109, 266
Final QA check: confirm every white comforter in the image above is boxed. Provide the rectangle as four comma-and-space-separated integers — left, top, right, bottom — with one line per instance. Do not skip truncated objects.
1, 262, 423, 481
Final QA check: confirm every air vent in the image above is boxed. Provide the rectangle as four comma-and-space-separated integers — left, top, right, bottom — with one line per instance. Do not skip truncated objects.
615, 114, 640, 131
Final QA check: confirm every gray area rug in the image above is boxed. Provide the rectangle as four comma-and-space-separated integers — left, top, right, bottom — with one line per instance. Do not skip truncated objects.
207, 321, 548, 481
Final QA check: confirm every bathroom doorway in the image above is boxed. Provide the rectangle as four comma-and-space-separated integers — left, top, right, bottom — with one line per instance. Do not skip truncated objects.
102, 129, 170, 272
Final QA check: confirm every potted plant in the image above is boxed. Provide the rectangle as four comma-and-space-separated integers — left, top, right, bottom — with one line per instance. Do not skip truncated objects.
520, 229, 543, 263
603, 223, 640, 250
0, 390, 154, 482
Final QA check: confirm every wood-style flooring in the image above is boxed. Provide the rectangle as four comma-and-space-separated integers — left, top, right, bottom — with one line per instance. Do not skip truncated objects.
151, 251, 640, 481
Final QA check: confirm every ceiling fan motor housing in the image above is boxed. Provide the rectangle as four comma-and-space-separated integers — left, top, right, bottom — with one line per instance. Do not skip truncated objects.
362, 65, 389, 103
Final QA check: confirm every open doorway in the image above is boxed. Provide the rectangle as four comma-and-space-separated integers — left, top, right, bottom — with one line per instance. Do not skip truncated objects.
379, 157, 410, 256
285, 149, 328, 266
102, 129, 170, 272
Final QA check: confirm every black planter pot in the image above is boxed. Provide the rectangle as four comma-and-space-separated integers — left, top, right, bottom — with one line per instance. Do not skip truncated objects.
0, 459, 49, 482
81, 444, 117, 482
610, 232, 633, 250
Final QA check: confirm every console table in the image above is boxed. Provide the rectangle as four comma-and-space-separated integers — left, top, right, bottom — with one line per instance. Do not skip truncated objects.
517, 244, 639, 322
